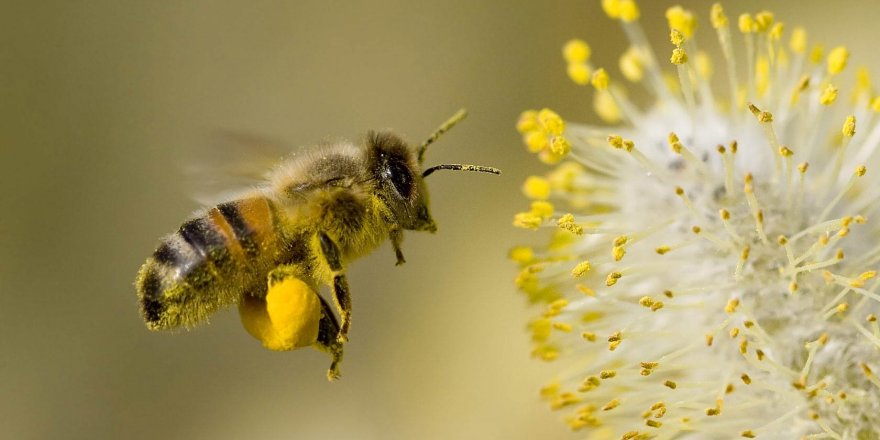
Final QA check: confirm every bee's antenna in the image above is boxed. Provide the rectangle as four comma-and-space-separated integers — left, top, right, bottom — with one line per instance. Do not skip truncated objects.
417, 109, 469, 164
422, 164, 501, 178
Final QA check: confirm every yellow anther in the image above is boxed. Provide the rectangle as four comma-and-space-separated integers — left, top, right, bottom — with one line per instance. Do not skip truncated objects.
576, 284, 595, 296
524, 131, 548, 153
754, 11, 773, 32
827, 46, 849, 75
670, 47, 688, 65
756, 349, 765, 360
729, 327, 740, 337
566, 63, 591, 85
546, 300, 567, 313
516, 110, 539, 134
770, 22, 784, 40
691, 225, 701, 234
675, 186, 685, 196
777, 235, 788, 245
650, 302, 663, 311
820, 84, 838, 105
563, 39, 591, 64
790, 27, 807, 54
719, 209, 731, 220
602, 398, 621, 411
710, 3, 727, 28
530, 200, 554, 219
789, 282, 798, 293
725, 384, 735, 394
810, 44, 824, 65
738, 13, 754, 33
550, 136, 571, 156
706, 407, 721, 416
553, 322, 573, 333
779, 146, 794, 157
856, 165, 868, 176
798, 162, 809, 174
609, 340, 621, 351
842, 116, 856, 137
871, 97, 880, 113
582, 332, 597, 342
742, 430, 756, 438
855, 215, 867, 224
639, 296, 654, 307
836, 302, 849, 314
605, 271, 622, 286
740, 246, 750, 261
571, 260, 592, 278
600, 369, 617, 379
513, 212, 542, 230
655, 246, 671, 255
818, 333, 829, 345
591, 68, 610, 90
618, 0, 639, 22
669, 29, 684, 47
619, 46, 644, 82
537, 108, 565, 135
607, 134, 624, 149
557, 213, 583, 235
607, 331, 621, 342
868, 314, 877, 322
664, 380, 677, 389
725, 298, 740, 313
594, 90, 621, 123
645, 420, 662, 428
612, 246, 626, 261
695, 51, 712, 79
508, 246, 534, 264
613, 235, 628, 246
743, 320, 754, 328
522, 176, 551, 200
666, 6, 696, 38
741, 373, 752, 384
706, 334, 714, 346
838, 227, 850, 238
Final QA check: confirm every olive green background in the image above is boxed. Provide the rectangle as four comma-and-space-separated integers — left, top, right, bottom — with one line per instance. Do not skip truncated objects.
1, 1, 873, 439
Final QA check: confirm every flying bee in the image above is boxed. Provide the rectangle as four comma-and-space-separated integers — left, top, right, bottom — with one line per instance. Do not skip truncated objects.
135, 109, 499, 380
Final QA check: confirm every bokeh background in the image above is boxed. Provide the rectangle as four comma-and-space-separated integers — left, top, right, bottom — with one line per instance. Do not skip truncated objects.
2, 1, 877, 439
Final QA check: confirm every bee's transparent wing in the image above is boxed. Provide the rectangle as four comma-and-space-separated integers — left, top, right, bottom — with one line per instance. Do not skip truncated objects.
182, 131, 294, 206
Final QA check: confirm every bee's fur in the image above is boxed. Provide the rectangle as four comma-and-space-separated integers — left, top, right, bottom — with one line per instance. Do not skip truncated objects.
136, 129, 447, 380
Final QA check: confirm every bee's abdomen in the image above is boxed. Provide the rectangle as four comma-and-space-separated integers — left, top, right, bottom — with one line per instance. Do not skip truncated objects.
137, 196, 281, 330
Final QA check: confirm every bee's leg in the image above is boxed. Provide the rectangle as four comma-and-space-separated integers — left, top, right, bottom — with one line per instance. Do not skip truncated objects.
318, 232, 352, 343
314, 294, 344, 381
390, 228, 406, 266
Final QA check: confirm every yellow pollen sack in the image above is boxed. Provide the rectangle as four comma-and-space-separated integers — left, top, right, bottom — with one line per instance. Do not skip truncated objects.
238, 277, 322, 351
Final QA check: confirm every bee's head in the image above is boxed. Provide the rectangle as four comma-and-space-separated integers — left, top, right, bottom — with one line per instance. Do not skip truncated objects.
366, 109, 500, 233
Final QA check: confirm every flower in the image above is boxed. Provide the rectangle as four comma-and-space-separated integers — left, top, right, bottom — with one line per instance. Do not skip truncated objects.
513, 2, 880, 438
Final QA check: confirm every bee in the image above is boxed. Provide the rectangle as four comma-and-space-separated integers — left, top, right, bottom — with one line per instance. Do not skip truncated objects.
135, 109, 499, 380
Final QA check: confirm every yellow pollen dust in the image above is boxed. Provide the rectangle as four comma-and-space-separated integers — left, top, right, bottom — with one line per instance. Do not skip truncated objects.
671, 47, 688, 65
571, 260, 592, 278
842, 115, 856, 137
820, 84, 839, 105
557, 213, 584, 235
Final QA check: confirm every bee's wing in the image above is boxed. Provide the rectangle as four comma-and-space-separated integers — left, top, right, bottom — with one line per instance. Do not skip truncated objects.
183, 131, 294, 205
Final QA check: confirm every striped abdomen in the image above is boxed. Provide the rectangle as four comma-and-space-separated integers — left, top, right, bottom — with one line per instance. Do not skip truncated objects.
136, 196, 285, 330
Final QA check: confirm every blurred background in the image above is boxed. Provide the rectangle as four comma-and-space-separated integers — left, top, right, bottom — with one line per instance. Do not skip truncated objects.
1, 1, 876, 439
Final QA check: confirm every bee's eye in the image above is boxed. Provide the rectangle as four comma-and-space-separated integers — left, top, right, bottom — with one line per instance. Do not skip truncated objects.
388, 161, 413, 199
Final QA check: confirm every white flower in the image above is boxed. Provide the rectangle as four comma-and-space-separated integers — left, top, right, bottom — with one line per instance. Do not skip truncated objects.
513, 2, 880, 438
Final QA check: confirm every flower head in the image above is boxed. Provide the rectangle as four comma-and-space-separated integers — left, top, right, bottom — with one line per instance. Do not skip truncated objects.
514, 2, 880, 438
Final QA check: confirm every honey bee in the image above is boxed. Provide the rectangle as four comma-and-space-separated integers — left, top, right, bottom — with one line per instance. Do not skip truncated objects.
135, 110, 499, 380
